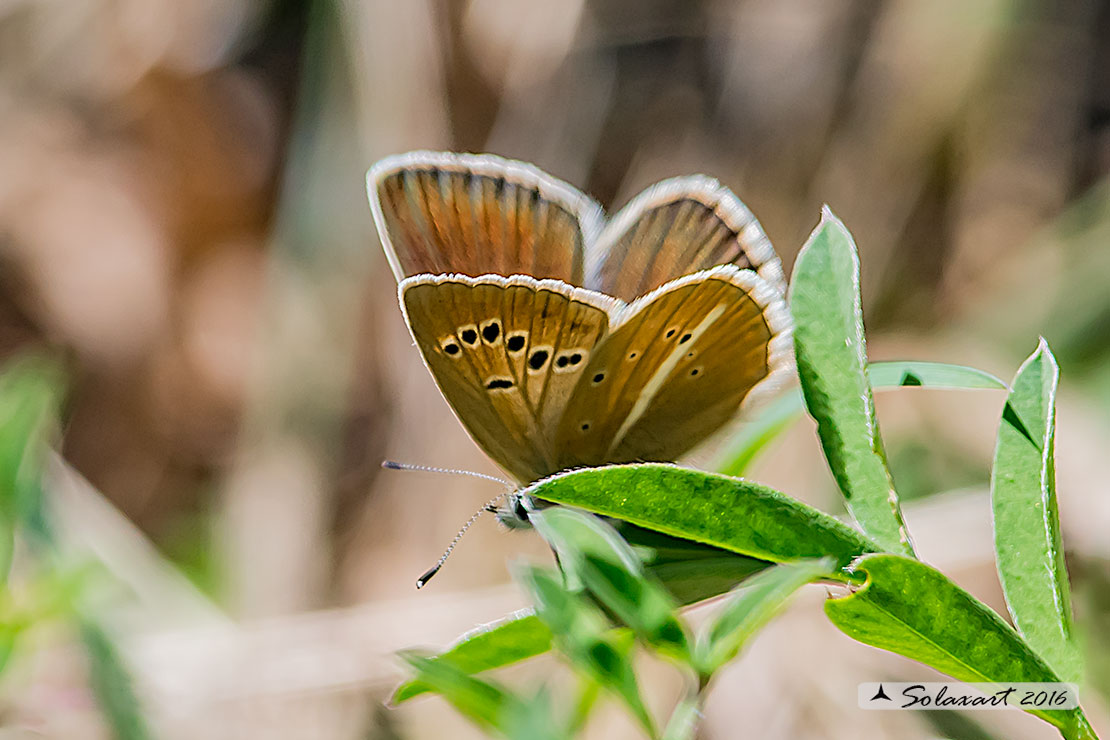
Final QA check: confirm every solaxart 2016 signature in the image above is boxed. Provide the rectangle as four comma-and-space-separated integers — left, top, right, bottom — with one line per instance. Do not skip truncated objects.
858, 682, 1079, 711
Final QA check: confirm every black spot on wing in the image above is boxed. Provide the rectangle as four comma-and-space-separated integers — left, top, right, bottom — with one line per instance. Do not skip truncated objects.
482, 321, 501, 343
528, 349, 550, 370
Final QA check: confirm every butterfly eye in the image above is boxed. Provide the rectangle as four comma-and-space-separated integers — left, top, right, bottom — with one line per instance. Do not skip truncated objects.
665, 327, 677, 339
485, 377, 514, 390
506, 333, 527, 353
678, 333, 693, 344
579, 422, 591, 432
591, 372, 605, 384
440, 338, 462, 356
460, 326, 479, 345
481, 320, 501, 344
689, 367, 702, 377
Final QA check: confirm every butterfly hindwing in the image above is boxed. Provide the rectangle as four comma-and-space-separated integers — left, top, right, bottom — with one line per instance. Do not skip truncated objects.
370, 151, 604, 285
588, 176, 786, 301
554, 265, 791, 470
401, 273, 618, 483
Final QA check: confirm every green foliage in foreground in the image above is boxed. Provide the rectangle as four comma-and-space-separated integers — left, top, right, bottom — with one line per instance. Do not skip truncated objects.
397, 208, 1098, 740
404, 506, 833, 740
0, 355, 152, 740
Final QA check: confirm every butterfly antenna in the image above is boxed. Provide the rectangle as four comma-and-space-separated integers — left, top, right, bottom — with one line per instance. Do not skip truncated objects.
415, 492, 508, 589
381, 460, 516, 588
382, 460, 513, 488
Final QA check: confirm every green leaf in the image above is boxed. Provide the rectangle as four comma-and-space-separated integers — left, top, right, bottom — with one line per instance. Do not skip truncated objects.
80, 619, 152, 740
517, 564, 608, 643
392, 613, 552, 703
697, 558, 834, 675
502, 688, 568, 740
617, 523, 773, 605
563, 677, 600, 738
531, 508, 690, 661
649, 557, 771, 606
824, 554, 1094, 736
788, 209, 913, 555
714, 361, 1007, 477
529, 506, 643, 590
714, 390, 803, 477
580, 554, 691, 662
991, 340, 1081, 683
516, 565, 655, 737
525, 464, 879, 568
400, 651, 530, 737
868, 361, 1006, 391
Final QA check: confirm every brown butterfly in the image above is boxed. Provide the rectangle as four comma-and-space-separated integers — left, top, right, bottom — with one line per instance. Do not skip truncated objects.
369, 151, 793, 486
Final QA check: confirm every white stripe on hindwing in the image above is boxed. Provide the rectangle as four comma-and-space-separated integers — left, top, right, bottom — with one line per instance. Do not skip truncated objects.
606, 301, 728, 454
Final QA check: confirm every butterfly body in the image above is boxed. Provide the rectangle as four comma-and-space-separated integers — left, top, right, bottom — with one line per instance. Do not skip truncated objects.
370, 151, 793, 486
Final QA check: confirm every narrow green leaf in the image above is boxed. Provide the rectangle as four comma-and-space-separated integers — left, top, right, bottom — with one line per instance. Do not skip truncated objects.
564, 677, 600, 738
531, 507, 691, 661
80, 619, 152, 740
392, 613, 552, 703
868, 361, 1006, 391
580, 554, 691, 662
525, 464, 879, 568
824, 554, 1094, 735
714, 361, 1006, 477
502, 688, 568, 740
529, 506, 643, 590
788, 209, 913, 555
516, 565, 655, 737
714, 390, 802, 477
697, 558, 834, 675
517, 565, 608, 643
991, 340, 1081, 683
400, 651, 527, 737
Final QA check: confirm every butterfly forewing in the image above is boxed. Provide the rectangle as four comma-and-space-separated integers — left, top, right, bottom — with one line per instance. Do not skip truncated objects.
588, 176, 786, 301
370, 151, 603, 285
554, 266, 791, 469
401, 273, 618, 483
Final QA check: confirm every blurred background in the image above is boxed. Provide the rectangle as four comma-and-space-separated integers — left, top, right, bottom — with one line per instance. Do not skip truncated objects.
1, 0, 1109, 738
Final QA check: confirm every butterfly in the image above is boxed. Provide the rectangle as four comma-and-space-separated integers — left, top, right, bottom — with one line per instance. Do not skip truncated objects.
368, 151, 793, 487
